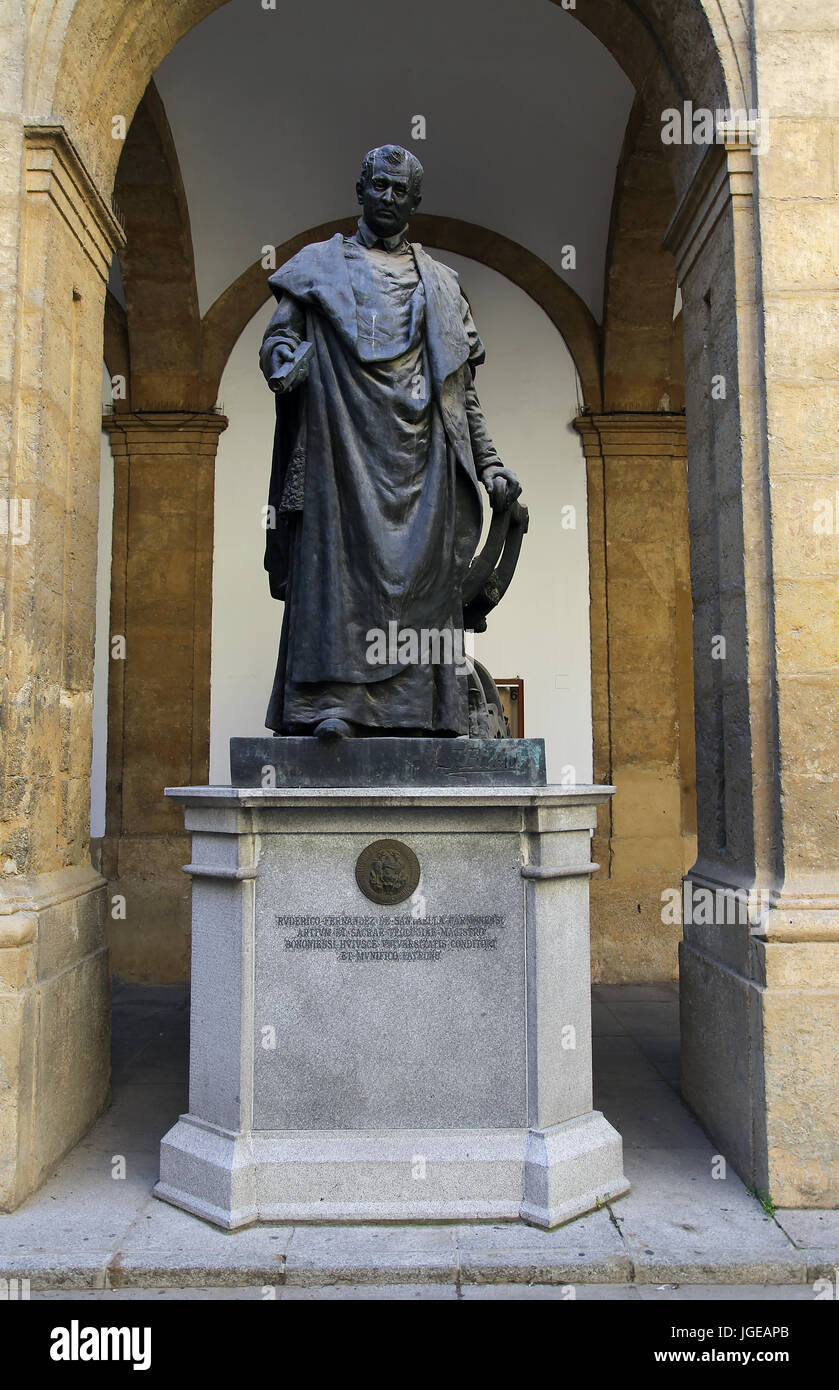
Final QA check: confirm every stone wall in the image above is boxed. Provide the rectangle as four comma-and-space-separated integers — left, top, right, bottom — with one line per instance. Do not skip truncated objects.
0, 126, 120, 1208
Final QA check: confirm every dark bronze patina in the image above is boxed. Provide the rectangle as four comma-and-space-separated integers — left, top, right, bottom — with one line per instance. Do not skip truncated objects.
355, 839, 421, 906
259, 146, 525, 741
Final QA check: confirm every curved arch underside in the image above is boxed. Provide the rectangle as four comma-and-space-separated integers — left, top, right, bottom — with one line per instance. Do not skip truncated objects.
89, 0, 710, 413
42, 0, 733, 426
113, 79, 202, 407
198, 215, 604, 411
601, 95, 683, 412
34, 0, 740, 199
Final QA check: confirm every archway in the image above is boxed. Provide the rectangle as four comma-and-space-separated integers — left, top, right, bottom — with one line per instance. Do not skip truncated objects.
7, 0, 836, 1215
95, 22, 690, 986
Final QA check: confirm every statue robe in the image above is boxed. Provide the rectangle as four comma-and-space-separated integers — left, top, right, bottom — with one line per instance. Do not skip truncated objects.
259, 228, 502, 734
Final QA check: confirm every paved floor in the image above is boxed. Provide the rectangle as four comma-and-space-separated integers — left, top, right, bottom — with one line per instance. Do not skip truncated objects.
1, 981, 837, 1300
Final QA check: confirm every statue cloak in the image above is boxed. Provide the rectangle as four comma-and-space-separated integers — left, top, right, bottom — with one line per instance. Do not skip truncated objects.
260, 233, 498, 734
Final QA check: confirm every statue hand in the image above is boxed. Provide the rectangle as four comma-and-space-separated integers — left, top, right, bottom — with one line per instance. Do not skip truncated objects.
268, 342, 310, 393
483, 465, 522, 512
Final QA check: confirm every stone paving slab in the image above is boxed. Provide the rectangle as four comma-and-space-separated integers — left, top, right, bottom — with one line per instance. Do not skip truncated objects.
73, 1085, 187, 1152
635, 1282, 819, 1301
29, 1282, 821, 1301
592, 1035, 666, 1086
110, 1251, 288, 1289
631, 1035, 681, 1069
1, 983, 836, 1294
285, 1223, 458, 1252
0, 1151, 157, 1253
604, 1000, 680, 1034
276, 1282, 459, 1299
282, 1221, 460, 1286
614, 1147, 809, 1284
0, 1251, 114, 1290
284, 1247, 459, 1286
32, 1284, 460, 1300
460, 1282, 636, 1299
590, 1002, 629, 1036
596, 1085, 714, 1150
120, 1195, 295, 1256
5, 1229, 823, 1290
629, 1256, 808, 1286
775, 1210, 839, 1250
457, 1252, 632, 1285
451, 1209, 615, 1252
2, 1221, 833, 1289
453, 1208, 631, 1284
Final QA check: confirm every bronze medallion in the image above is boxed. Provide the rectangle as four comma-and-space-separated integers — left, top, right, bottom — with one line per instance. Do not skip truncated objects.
355, 839, 420, 906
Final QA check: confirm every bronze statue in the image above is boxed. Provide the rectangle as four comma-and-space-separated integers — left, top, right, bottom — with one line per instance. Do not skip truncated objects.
259, 145, 522, 740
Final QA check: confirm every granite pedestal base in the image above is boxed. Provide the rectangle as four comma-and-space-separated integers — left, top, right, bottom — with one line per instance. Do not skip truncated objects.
155, 782, 628, 1230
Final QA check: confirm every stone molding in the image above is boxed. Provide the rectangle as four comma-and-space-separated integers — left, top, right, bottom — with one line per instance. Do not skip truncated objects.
101, 411, 228, 450
24, 122, 126, 281
574, 412, 688, 456
663, 135, 754, 284
168, 783, 615, 814
0, 864, 106, 937
0, 913, 38, 949
521, 862, 600, 880
685, 866, 839, 943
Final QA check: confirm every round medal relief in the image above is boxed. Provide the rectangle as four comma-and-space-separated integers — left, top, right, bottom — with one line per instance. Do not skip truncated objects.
355, 839, 420, 906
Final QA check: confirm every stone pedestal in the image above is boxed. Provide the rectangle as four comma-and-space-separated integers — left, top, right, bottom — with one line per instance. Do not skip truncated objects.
154, 780, 627, 1229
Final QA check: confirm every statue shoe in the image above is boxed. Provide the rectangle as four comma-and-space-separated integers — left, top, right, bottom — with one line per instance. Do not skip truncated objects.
314, 717, 355, 740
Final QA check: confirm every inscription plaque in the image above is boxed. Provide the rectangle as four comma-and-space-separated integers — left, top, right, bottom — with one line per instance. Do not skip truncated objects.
253, 826, 527, 1129
277, 912, 506, 963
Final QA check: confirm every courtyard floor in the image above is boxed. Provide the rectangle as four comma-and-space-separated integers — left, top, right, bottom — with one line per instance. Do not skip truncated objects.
2, 982, 837, 1301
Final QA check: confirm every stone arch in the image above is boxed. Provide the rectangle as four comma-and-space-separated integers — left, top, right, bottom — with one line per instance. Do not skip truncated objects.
111, 79, 202, 408
199, 215, 603, 411
601, 95, 683, 413
30, 0, 741, 200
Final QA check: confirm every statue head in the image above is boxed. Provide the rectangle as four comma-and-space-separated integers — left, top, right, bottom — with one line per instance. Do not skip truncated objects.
356, 145, 423, 238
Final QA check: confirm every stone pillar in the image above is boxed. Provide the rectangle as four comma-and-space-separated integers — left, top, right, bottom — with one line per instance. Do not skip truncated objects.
665, 129, 839, 1206
100, 411, 227, 982
574, 414, 696, 982
0, 126, 124, 1209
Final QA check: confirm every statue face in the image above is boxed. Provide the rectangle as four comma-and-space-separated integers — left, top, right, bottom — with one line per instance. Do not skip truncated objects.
356, 156, 419, 237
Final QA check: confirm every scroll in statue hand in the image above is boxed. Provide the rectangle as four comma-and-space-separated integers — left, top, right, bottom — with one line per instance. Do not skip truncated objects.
268, 340, 314, 393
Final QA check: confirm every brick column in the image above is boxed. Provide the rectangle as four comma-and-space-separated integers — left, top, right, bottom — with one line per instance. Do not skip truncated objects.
575, 413, 695, 982
101, 411, 227, 981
